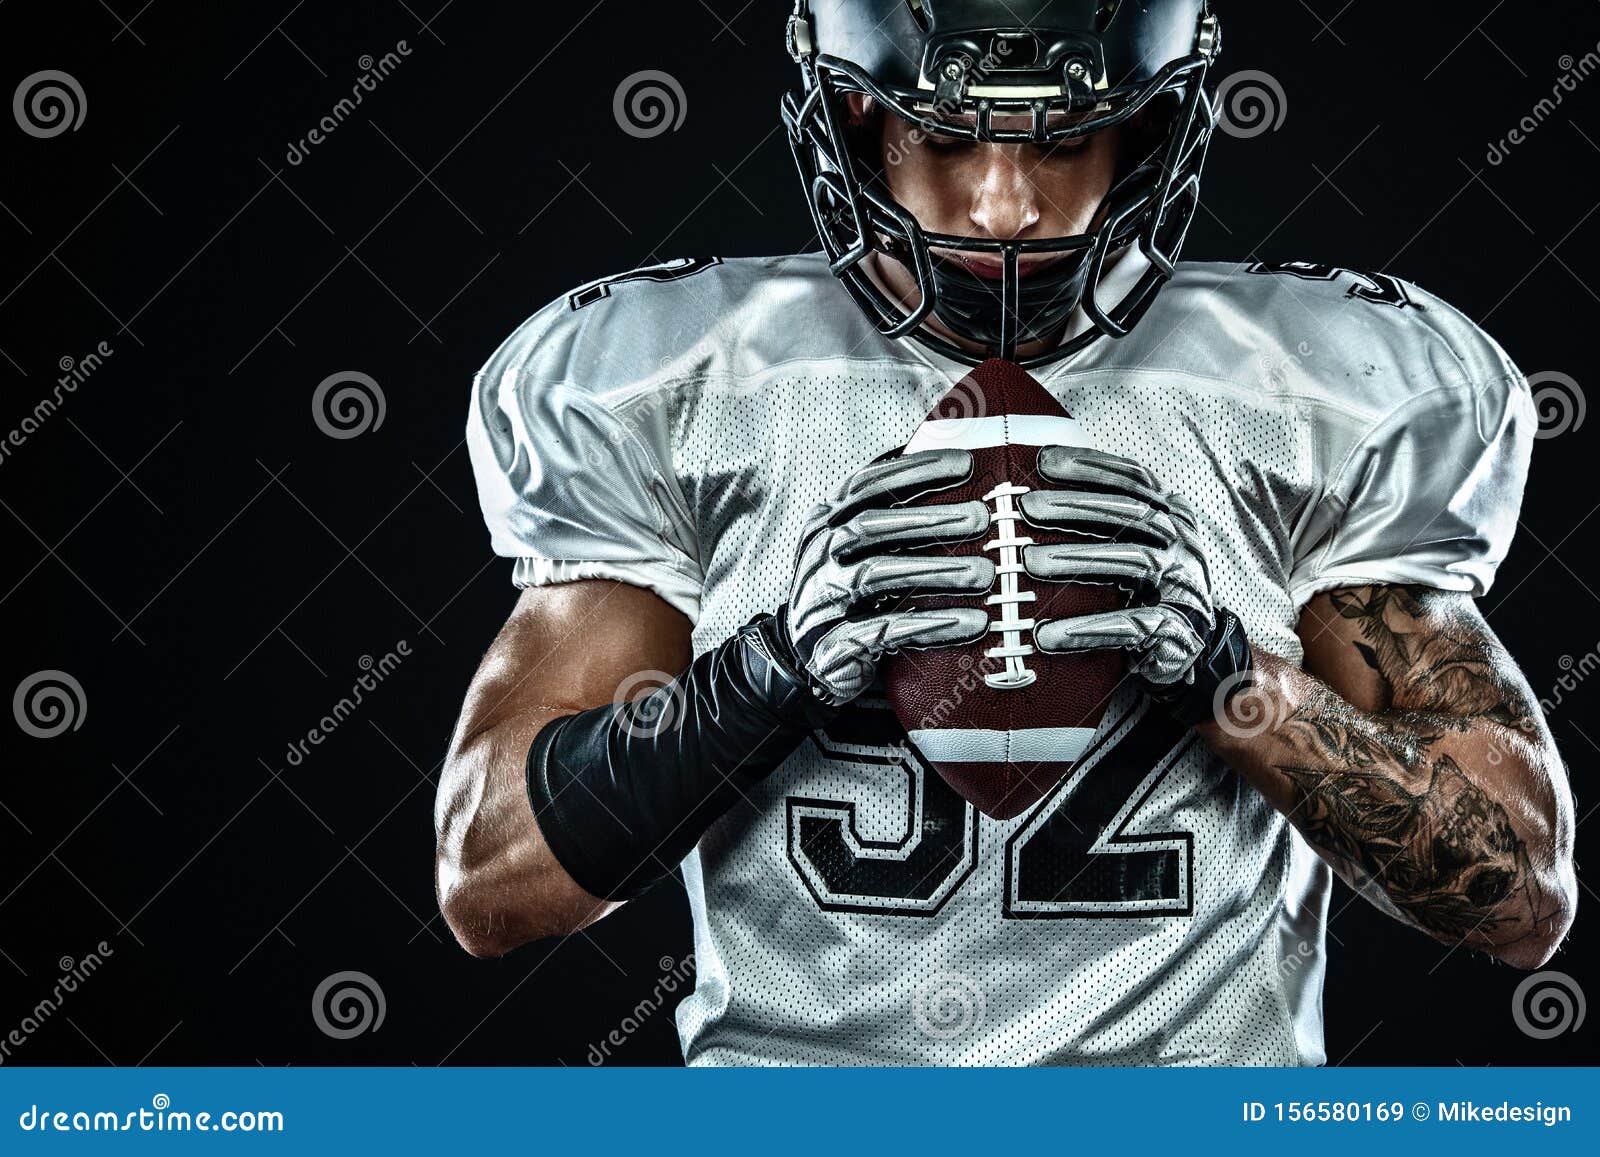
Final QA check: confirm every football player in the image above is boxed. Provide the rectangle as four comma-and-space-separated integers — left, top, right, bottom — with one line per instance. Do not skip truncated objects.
436, 0, 1576, 1065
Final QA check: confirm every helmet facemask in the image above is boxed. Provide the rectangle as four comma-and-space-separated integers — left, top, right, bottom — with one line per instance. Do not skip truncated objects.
781, 2, 1219, 368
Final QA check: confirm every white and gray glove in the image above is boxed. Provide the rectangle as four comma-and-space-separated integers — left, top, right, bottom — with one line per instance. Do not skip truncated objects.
779, 448, 995, 706
1020, 446, 1252, 724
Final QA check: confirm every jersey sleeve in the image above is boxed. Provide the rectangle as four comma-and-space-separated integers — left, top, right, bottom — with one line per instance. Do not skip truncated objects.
466, 296, 703, 624
1289, 314, 1535, 604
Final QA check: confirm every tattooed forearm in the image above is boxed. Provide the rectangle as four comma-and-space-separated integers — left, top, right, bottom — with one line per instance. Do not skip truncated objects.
1273, 686, 1546, 949
1202, 585, 1576, 966
1325, 585, 1529, 725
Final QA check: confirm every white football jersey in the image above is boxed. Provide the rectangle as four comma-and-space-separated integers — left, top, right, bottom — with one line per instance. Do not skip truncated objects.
467, 251, 1533, 1066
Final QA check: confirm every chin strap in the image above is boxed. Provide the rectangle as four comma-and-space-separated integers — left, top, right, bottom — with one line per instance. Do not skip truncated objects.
1144, 608, 1254, 728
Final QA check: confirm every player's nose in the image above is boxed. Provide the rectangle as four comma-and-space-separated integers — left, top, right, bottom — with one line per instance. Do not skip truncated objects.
968, 146, 1041, 240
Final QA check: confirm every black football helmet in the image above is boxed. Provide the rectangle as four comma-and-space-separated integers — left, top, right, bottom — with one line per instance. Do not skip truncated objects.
781, 0, 1221, 367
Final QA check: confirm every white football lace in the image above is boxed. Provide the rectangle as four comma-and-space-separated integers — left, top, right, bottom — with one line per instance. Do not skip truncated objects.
981, 481, 1037, 689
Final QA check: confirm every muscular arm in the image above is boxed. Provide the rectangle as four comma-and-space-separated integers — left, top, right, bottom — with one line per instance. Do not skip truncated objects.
434, 580, 692, 956
1199, 585, 1576, 968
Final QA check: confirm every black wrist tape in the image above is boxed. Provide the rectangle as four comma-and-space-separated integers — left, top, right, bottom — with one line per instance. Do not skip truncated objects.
1149, 608, 1254, 727
525, 614, 833, 901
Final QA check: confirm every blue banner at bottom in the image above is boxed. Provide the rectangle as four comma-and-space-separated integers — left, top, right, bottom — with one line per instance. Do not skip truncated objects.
1, 1067, 1592, 1153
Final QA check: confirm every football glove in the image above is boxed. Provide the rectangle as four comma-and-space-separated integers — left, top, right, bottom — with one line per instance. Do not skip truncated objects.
1019, 445, 1253, 726
777, 447, 995, 706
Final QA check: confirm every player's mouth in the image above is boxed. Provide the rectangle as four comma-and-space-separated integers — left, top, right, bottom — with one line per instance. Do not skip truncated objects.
936, 251, 1072, 282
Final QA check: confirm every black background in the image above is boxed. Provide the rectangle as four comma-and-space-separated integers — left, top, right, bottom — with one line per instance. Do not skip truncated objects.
1, 1, 1596, 1067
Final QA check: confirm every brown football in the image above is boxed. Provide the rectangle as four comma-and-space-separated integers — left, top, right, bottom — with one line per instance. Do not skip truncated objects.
882, 359, 1128, 821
